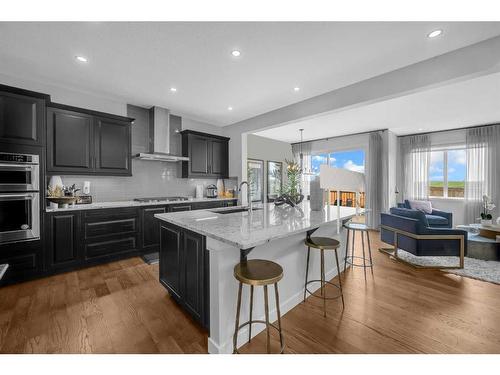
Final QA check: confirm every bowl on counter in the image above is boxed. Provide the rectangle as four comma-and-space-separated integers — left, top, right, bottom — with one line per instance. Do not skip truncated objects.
46, 196, 78, 208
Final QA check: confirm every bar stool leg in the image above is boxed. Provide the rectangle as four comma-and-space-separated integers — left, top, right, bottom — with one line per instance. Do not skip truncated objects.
344, 229, 350, 273
233, 282, 243, 353
333, 248, 345, 309
320, 249, 326, 317
274, 282, 284, 352
303, 247, 311, 302
361, 230, 367, 280
351, 229, 356, 268
263, 285, 271, 354
366, 231, 374, 273
248, 285, 254, 343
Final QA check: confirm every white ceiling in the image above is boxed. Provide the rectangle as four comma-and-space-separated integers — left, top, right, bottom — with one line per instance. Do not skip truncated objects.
254, 71, 500, 143
0, 22, 500, 126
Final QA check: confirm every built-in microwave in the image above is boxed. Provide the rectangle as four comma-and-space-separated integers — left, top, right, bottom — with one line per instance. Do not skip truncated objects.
0, 152, 39, 192
0, 192, 40, 243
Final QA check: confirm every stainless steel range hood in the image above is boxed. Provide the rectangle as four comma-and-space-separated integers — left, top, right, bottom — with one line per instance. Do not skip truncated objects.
135, 106, 189, 162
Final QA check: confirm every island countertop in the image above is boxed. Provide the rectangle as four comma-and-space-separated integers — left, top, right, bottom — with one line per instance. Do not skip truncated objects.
155, 201, 359, 249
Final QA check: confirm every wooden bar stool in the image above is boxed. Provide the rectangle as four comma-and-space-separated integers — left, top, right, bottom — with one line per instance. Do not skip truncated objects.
232, 259, 285, 354
343, 222, 373, 278
303, 237, 344, 316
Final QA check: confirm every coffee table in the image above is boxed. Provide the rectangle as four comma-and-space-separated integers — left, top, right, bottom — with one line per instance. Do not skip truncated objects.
457, 224, 500, 261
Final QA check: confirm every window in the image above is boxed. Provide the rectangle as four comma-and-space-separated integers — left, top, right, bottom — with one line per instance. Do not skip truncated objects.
306, 149, 366, 207
429, 148, 465, 198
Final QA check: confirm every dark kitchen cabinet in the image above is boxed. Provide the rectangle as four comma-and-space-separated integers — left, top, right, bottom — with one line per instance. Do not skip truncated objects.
159, 223, 183, 299
46, 103, 133, 176
0, 240, 43, 286
141, 206, 167, 252
169, 204, 192, 212
47, 107, 94, 173
82, 208, 139, 263
159, 222, 208, 328
94, 117, 131, 174
45, 212, 81, 271
181, 130, 229, 178
0, 85, 48, 146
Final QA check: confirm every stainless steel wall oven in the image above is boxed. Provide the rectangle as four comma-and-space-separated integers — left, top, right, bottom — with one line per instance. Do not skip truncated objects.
0, 152, 40, 244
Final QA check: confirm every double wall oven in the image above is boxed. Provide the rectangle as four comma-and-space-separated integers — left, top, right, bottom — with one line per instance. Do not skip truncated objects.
0, 152, 40, 244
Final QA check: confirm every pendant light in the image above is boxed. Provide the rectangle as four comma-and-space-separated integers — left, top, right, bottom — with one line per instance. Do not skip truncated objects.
298, 129, 314, 176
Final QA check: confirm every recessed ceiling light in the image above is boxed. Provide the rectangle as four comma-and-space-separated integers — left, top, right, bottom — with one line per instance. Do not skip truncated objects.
231, 50, 241, 57
75, 55, 88, 63
170, 87, 177, 92
427, 29, 443, 38
227, 106, 233, 111
294, 87, 300, 92
418, 128, 424, 131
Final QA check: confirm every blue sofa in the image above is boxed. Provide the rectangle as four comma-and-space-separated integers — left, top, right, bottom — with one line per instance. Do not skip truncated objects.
397, 200, 452, 228
380, 206, 467, 268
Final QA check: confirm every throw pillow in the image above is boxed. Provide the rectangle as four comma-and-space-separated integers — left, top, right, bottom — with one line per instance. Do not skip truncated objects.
408, 199, 433, 214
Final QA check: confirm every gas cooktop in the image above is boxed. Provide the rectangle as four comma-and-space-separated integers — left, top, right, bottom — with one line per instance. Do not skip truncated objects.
133, 196, 189, 203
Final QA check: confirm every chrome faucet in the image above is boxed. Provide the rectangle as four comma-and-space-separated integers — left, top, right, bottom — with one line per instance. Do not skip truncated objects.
239, 181, 252, 212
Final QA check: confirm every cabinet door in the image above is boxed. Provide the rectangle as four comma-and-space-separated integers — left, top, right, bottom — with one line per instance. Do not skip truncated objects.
159, 224, 183, 299
0, 90, 45, 146
209, 139, 228, 177
47, 108, 94, 172
142, 206, 167, 251
94, 117, 131, 175
189, 135, 209, 175
46, 213, 81, 271
182, 230, 205, 323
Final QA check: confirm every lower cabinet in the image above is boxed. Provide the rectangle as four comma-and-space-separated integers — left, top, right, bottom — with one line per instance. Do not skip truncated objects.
159, 222, 209, 329
0, 240, 43, 286
45, 212, 81, 271
142, 206, 167, 253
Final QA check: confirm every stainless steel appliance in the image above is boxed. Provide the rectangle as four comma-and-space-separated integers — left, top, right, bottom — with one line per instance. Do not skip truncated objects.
206, 184, 218, 198
0, 192, 40, 243
0, 152, 39, 192
133, 196, 189, 203
0, 152, 40, 244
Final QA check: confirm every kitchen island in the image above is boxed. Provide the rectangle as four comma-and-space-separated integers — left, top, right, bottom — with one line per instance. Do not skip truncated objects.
155, 201, 359, 354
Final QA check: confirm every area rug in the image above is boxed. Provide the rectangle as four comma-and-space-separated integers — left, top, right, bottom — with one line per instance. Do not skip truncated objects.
395, 250, 500, 285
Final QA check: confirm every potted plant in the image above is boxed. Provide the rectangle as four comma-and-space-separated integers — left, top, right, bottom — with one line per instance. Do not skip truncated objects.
481, 195, 496, 225
274, 159, 304, 207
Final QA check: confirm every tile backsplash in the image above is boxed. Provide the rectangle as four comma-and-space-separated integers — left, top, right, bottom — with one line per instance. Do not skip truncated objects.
53, 159, 237, 202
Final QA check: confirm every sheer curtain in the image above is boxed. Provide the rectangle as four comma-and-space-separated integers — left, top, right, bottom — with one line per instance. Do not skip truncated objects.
401, 134, 431, 200
465, 124, 500, 224
366, 131, 384, 228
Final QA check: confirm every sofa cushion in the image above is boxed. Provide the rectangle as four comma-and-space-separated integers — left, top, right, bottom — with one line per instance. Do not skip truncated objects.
408, 199, 433, 214
425, 214, 449, 226
389, 207, 429, 228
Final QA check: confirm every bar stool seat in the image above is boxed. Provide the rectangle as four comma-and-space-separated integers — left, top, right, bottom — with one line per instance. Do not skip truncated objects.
233, 259, 285, 354
234, 259, 283, 286
343, 221, 373, 278
303, 236, 344, 316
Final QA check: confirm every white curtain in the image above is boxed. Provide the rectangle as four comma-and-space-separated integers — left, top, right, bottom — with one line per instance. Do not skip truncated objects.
465, 125, 500, 223
366, 131, 384, 228
401, 134, 431, 200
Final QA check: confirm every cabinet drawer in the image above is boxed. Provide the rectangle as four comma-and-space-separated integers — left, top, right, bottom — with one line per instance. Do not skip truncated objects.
85, 218, 137, 239
83, 207, 138, 222
85, 236, 138, 260
0, 253, 38, 284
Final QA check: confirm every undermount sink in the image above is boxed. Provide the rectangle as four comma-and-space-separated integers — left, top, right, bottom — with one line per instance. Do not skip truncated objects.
210, 207, 262, 215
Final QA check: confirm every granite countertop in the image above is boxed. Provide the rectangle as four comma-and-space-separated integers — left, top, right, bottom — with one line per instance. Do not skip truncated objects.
45, 196, 238, 212
155, 201, 359, 249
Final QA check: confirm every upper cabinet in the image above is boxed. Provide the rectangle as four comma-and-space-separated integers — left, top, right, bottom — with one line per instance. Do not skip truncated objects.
181, 130, 229, 178
46, 103, 133, 176
0, 85, 48, 146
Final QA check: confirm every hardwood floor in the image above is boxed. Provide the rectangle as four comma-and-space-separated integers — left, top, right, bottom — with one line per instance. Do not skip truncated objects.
0, 258, 207, 353
1, 231, 500, 354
